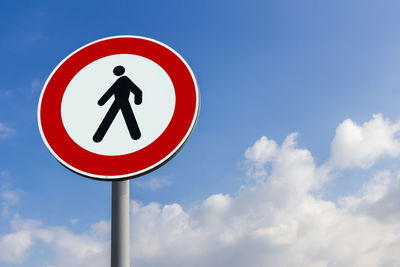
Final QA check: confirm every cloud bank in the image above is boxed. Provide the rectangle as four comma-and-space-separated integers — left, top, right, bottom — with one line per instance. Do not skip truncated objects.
2, 114, 400, 266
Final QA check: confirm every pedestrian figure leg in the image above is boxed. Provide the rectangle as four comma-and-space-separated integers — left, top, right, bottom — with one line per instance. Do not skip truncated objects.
120, 103, 141, 140
93, 102, 121, 142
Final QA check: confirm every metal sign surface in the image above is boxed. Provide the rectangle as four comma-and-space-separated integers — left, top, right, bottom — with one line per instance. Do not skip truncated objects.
38, 36, 199, 180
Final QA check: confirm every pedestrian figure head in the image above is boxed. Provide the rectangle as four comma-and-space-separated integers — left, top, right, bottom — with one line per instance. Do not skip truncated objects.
113, 65, 125, 76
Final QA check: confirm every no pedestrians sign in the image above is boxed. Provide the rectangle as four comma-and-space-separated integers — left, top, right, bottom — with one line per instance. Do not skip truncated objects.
38, 36, 200, 180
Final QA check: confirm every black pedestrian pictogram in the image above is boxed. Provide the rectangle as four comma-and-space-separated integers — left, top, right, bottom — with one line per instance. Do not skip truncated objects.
93, 66, 142, 143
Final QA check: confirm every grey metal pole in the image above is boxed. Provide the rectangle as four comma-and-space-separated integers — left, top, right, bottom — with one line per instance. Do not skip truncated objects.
111, 180, 130, 267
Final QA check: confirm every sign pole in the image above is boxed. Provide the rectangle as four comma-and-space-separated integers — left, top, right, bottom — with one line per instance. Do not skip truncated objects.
111, 180, 130, 267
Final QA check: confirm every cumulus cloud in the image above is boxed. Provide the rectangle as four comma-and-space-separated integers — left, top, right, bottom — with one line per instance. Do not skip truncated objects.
244, 135, 278, 165
2, 114, 400, 266
339, 170, 400, 221
0, 215, 109, 267
244, 135, 278, 179
127, 121, 400, 266
0, 230, 32, 263
50, 229, 109, 267
0, 122, 15, 139
328, 114, 400, 169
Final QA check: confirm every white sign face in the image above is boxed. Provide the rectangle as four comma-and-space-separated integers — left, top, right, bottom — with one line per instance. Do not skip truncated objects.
61, 54, 176, 156
38, 36, 199, 180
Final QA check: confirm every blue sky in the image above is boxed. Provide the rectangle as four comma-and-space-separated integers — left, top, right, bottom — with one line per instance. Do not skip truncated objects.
2, 1, 400, 266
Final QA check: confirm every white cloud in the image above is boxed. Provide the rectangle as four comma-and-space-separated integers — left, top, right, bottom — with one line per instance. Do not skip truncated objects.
127, 125, 400, 266
339, 170, 400, 221
3, 114, 400, 266
128, 115, 400, 266
69, 218, 81, 225
0, 216, 109, 267
1, 191, 18, 205
1, 190, 19, 217
0, 122, 15, 139
0, 175, 20, 217
328, 114, 400, 169
50, 228, 109, 267
244, 135, 278, 179
90, 220, 110, 240
135, 176, 172, 191
0, 230, 32, 263
244, 135, 278, 165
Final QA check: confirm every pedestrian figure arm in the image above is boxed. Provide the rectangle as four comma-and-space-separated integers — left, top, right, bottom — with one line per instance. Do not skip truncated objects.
129, 81, 142, 105
98, 84, 116, 106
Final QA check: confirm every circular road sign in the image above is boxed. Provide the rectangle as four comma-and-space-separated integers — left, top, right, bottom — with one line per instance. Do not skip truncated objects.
38, 36, 200, 180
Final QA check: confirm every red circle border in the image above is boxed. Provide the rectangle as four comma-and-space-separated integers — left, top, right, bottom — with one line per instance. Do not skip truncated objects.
38, 36, 199, 180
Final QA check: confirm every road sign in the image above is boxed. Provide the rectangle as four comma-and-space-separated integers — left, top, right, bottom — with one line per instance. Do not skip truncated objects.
38, 36, 200, 180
